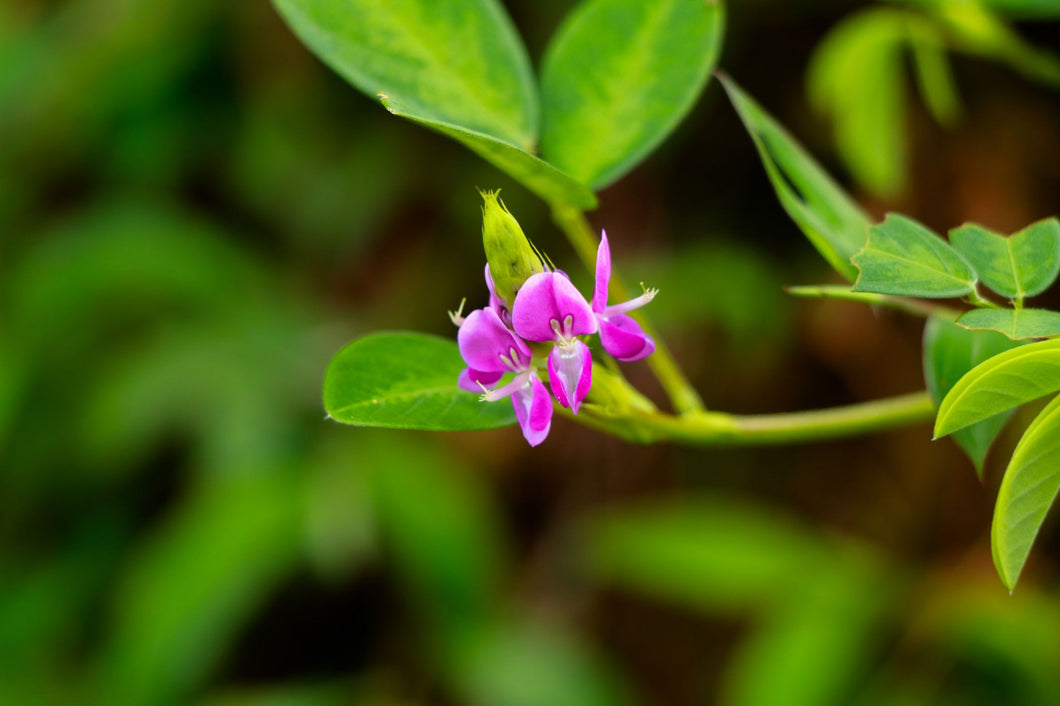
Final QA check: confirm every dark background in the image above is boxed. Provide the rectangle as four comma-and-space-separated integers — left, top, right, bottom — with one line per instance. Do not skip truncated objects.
3, 1, 1060, 704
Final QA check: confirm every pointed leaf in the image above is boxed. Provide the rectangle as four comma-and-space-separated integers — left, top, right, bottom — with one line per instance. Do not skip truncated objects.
272, 0, 538, 149
540, 0, 724, 189
957, 308, 1060, 340
852, 213, 977, 297
807, 10, 908, 197
323, 332, 516, 431
923, 316, 1020, 474
950, 219, 1060, 300
719, 75, 871, 282
992, 393, 1060, 590
384, 100, 596, 209
935, 338, 1060, 437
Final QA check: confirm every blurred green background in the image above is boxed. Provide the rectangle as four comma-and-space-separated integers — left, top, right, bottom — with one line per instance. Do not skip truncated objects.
4, 1, 1060, 704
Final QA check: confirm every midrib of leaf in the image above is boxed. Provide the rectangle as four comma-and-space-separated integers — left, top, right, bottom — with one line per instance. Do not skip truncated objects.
1005, 238, 1025, 301
330, 384, 477, 416
381, 4, 535, 150
862, 245, 971, 286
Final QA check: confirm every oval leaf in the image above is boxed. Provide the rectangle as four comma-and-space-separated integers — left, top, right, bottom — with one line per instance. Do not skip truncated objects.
935, 337, 1060, 437
273, 0, 538, 149
923, 316, 1021, 474
950, 219, 1060, 300
956, 308, 1060, 340
992, 393, 1060, 590
540, 0, 724, 189
719, 75, 870, 282
385, 100, 597, 209
323, 332, 516, 431
852, 213, 977, 297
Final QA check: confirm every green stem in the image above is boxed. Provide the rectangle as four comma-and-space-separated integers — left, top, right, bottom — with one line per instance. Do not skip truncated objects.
551, 204, 705, 414
786, 285, 961, 320
569, 391, 936, 446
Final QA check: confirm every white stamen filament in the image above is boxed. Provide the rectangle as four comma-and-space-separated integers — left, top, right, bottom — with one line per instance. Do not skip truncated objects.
448, 297, 468, 327
480, 370, 531, 402
603, 287, 657, 317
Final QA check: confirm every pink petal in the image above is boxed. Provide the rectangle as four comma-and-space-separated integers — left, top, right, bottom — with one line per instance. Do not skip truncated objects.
511, 375, 552, 446
457, 308, 531, 373
592, 231, 611, 313
598, 315, 655, 362
484, 264, 511, 325
547, 340, 592, 414
458, 367, 504, 393
512, 272, 598, 342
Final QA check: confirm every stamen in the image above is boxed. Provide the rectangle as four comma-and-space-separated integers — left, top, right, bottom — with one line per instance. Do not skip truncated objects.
499, 353, 514, 369
448, 297, 468, 326
603, 287, 658, 317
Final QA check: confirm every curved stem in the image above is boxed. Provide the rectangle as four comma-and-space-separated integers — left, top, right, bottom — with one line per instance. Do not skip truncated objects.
551, 204, 705, 414
570, 391, 936, 446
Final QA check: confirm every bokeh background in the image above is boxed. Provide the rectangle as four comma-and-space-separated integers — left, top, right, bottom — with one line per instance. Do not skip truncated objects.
4, 1, 1060, 704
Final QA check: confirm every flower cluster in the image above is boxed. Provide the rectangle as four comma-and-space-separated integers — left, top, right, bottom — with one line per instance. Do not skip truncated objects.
453, 232, 656, 446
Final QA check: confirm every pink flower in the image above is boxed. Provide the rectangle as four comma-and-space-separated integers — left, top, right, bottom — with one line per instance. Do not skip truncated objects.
456, 307, 552, 446
512, 272, 597, 414
591, 231, 656, 362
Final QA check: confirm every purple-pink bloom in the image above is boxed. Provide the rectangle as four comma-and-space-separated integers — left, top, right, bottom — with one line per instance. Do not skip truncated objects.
456, 306, 552, 446
512, 272, 598, 415
591, 231, 657, 362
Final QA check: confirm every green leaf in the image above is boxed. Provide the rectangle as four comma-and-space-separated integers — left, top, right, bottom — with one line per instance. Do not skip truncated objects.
272, 0, 537, 149
935, 338, 1060, 437
992, 393, 1060, 590
384, 100, 597, 209
807, 10, 908, 198
957, 308, 1060, 341
539, 0, 724, 189
909, 19, 961, 126
718, 75, 871, 282
852, 213, 977, 297
323, 332, 516, 431
923, 316, 1021, 474
950, 219, 1060, 301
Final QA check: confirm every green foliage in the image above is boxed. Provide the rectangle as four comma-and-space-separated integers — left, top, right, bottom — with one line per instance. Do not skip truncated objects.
992, 394, 1060, 590
935, 338, 1060, 437
957, 308, 1060, 340
539, 0, 724, 189
950, 219, 1060, 301
719, 75, 871, 282
272, 0, 537, 149
852, 214, 977, 297
272, 0, 601, 209
807, 10, 910, 198
388, 102, 597, 209
323, 332, 517, 431
923, 316, 1020, 474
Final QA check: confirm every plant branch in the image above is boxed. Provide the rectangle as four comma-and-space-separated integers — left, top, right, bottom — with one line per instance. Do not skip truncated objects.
569, 390, 936, 446
550, 203, 705, 414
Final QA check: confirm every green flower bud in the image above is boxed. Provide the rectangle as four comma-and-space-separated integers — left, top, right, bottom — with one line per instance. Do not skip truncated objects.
480, 190, 545, 306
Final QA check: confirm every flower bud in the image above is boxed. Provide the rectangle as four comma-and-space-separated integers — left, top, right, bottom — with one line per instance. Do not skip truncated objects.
480, 190, 544, 306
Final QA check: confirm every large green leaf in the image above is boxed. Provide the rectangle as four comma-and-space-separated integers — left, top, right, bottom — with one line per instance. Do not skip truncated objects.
956, 308, 1060, 341
719, 75, 871, 282
807, 9, 908, 198
935, 338, 1060, 437
539, 0, 724, 189
950, 219, 1060, 301
323, 332, 516, 431
272, 0, 537, 149
923, 316, 1020, 474
384, 99, 596, 209
852, 213, 977, 297
992, 393, 1060, 590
